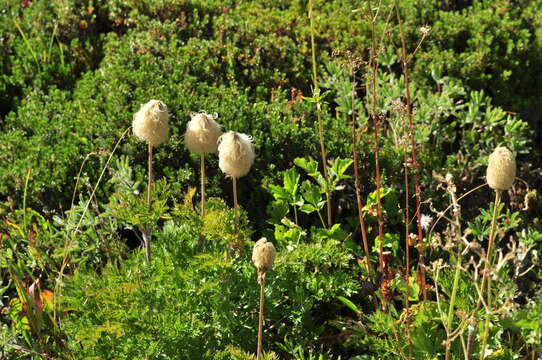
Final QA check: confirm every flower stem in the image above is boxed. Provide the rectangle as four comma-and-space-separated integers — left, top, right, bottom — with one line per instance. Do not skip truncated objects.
200, 154, 206, 217
233, 176, 239, 235
352, 94, 373, 279
308, 0, 331, 228
396, 2, 426, 302
445, 252, 463, 360
479, 190, 501, 360
144, 143, 153, 264
257, 272, 266, 360
403, 146, 413, 359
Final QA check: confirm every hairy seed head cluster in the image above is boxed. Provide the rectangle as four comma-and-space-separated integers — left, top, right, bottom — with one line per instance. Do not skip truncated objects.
132, 100, 170, 146
185, 112, 222, 155
218, 131, 255, 178
486, 147, 516, 191
252, 237, 276, 274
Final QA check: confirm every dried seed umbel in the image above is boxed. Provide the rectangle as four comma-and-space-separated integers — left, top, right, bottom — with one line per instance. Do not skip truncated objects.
132, 100, 170, 146
486, 147, 516, 191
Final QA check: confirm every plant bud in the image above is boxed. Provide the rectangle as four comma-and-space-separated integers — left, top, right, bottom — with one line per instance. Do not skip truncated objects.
252, 237, 276, 273
486, 147, 516, 190
217, 131, 255, 178
184, 112, 222, 155
132, 100, 170, 146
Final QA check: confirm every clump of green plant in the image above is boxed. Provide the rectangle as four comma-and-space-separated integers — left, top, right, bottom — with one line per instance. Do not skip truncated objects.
266, 156, 352, 247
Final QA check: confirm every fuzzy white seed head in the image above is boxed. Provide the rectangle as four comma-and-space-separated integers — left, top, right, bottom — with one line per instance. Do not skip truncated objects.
486, 147, 516, 191
217, 131, 255, 178
252, 237, 276, 273
184, 112, 222, 155
132, 100, 170, 146
420, 214, 433, 231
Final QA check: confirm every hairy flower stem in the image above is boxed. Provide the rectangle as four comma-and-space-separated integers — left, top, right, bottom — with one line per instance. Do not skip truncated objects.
308, 0, 331, 228
233, 177, 239, 235
479, 190, 502, 360
445, 252, 463, 360
200, 154, 206, 216
351, 74, 372, 278
257, 272, 266, 360
144, 143, 153, 264
396, 5, 426, 301
403, 149, 413, 359
351, 73, 378, 311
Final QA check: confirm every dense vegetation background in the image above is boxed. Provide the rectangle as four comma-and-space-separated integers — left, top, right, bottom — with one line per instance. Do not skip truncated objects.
0, 0, 541, 359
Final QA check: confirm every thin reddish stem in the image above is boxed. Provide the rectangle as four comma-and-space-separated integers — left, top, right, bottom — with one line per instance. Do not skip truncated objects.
404, 146, 413, 359
396, 4, 427, 301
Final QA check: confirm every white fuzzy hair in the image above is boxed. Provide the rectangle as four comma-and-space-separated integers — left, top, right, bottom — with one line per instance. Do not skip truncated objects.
252, 237, 276, 273
184, 112, 222, 155
217, 131, 255, 178
132, 100, 170, 146
486, 146, 516, 191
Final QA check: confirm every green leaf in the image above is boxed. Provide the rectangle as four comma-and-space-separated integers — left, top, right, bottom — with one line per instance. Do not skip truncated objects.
301, 181, 324, 209
331, 158, 353, 180
267, 200, 289, 224
283, 168, 300, 196
294, 157, 319, 176
299, 203, 317, 214
337, 296, 361, 314
269, 184, 291, 202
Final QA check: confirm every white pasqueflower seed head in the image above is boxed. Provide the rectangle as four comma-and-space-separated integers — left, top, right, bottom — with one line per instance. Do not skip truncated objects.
252, 237, 276, 273
217, 131, 255, 178
184, 112, 222, 155
486, 147, 516, 190
132, 100, 170, 146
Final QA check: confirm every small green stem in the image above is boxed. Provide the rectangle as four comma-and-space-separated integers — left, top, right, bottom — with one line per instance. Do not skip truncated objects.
317, 210, 326, 229
23, 168, 31, 234
445, 252, 463, 359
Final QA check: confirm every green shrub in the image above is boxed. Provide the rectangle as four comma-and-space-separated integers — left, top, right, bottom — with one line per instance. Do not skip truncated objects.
61, 200, 360, 358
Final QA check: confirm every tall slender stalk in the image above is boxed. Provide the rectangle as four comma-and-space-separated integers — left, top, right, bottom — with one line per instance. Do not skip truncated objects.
479, 190, 501, 360
256, 272, 265, 360
351, 68, 378, 311
445, 252, 463, 360
233, 176, 239, 235
396, 4, 427, 301
403, 147, 413, 359
351, 70, 372, 278
143, 143, 153, 264
366, 0, 385, 277
200, 154, 206, 216
308, 0, 331, 228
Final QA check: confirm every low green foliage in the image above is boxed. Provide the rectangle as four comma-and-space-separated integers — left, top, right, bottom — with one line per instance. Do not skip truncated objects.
60, 196, 360, 358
